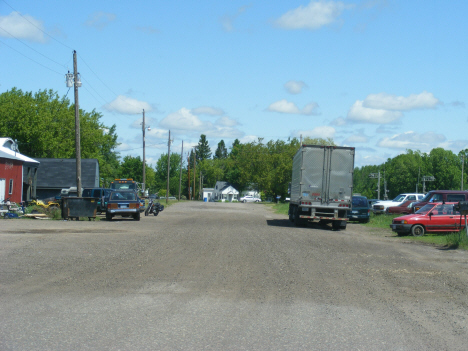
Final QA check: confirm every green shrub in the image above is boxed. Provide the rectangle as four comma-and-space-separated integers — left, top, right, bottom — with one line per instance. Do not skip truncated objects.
444, 230, 468, 249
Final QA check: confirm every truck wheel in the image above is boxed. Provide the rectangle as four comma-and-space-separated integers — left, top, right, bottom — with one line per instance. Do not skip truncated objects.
411, 224, 425, 237
289, 205, 294, 222
134, 212, 140, 221
294, 207, 306, 227
332, 221, 341, 231
106, 212, 112, 221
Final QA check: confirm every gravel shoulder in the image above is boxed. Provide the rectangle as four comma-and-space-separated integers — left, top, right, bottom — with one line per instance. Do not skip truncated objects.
1, 201, 467, 350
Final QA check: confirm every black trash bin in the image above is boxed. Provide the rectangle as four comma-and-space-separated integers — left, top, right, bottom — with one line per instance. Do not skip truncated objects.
61, 197, 97, 220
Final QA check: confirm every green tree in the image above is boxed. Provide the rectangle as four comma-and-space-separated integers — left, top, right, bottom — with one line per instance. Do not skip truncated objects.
302, 137, 336, 146
214, 140, 228, 159
0, 87, 120, 181
196, 134, 211, 162
154, 153, 185, 196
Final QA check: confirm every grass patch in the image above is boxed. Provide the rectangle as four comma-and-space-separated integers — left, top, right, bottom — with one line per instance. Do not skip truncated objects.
263, 202, 289, 215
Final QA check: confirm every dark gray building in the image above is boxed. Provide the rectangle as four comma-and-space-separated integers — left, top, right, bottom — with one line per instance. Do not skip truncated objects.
35, 158, 99, 199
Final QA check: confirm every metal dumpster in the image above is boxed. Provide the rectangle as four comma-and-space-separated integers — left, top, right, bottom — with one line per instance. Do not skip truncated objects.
61, 197, 97, 220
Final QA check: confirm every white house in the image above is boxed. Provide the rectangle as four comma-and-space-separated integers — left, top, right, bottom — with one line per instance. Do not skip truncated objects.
202, 188, 214, 201
213, 181, 239, 202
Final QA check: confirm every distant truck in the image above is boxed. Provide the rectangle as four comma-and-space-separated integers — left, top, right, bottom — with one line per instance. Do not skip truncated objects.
288, 145, 355, 230
110, 178, 138, 191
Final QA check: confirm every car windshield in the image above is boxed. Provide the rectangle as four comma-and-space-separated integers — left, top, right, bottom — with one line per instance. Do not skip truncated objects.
392, 194, 407, 202
420, 192, 434, 202
415, 204, 436, 215
111, 192, 136, 201
352, 197, 367, 207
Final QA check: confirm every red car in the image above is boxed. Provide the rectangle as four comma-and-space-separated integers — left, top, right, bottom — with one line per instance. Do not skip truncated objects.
390, 202, 463, 236
386, 200, 416, 214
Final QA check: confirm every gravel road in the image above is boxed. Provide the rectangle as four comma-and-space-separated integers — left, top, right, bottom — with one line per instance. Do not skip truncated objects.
1, 201, 468, 350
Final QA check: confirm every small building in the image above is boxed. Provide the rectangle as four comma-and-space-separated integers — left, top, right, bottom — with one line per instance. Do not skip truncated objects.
202, 187, 214, 201
35, 158, 100, 199
213, 181, 239, 202
0, 137, 39, 203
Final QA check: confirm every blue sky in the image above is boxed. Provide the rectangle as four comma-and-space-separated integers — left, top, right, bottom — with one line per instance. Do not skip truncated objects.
0, 0, 467, 168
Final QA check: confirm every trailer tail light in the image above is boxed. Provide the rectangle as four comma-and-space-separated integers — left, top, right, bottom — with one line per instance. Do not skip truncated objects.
301, 201, 312, 205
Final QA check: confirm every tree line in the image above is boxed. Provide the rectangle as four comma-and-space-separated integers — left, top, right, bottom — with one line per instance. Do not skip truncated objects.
1, 88, 467, 200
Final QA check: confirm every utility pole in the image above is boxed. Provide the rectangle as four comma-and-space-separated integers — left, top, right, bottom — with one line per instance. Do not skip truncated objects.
193, 148, 196, 200
141, 109, 148, 195
178, 141, 183, 201
72, 51, 82, 197
199, 171, 202, 201
369, 172, 381, 200
462, 155, 465, 191
166, 130, 171, 205
187, 154, 191, 200
422, 176, 435, 194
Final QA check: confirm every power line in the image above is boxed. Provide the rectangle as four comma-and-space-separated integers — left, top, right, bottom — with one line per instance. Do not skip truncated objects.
0, 0, 74, 51
78, 54, 119, 97
0, 38, 63, 75
0, 25, 68, 69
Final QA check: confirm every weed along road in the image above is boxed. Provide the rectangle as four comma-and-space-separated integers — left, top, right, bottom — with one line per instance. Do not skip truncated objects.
1, 201, 468, 350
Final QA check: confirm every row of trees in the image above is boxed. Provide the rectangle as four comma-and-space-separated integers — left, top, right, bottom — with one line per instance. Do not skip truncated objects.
1, 88, 467, 201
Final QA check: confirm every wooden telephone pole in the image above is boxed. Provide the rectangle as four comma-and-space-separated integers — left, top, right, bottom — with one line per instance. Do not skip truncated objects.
73, 50, 82, 197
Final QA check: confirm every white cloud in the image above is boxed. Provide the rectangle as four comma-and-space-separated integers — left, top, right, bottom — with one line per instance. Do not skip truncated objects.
160, 108, 206, 131
347, 100, 402, 124
295, 126, 336, 139
85, 12, 116, 30
221, 5, 251, 32
275, 1, 353, 30
330, 117, 347, 126
191, 106, 225, 116
267, 99, 319, 115
377, 131, 446, 151
104, 96, 153, 115
0, 12, 45, 42
216, 116, 239, 127
344, 134, 369, 143
159, 108, 243, 139
284, 80, 308, 94
363, 91, 441, 111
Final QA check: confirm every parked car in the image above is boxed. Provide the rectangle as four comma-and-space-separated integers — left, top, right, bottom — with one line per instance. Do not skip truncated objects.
386, 200, 416, 214
390, 202, 462, 236
411, 190, 468, 213
82, 187, 111, 213
106, 190, 140, 221
240, 195, 261, 203
372, 193, 424, 214
348, 195, 370, 223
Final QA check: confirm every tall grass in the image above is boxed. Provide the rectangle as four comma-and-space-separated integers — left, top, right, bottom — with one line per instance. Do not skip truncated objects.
444, 230, 468, 249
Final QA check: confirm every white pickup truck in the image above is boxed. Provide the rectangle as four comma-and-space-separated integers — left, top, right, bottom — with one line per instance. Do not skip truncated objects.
372, 193, 424, 214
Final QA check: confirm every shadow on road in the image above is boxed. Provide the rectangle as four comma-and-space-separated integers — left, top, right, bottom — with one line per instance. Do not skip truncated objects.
266, 219, 293, 227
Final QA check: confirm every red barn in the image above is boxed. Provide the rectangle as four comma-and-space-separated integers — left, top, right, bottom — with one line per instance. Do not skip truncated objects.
0, 138, 39, 204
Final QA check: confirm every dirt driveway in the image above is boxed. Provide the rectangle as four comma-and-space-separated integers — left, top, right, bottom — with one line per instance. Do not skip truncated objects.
1, 201, 467, 350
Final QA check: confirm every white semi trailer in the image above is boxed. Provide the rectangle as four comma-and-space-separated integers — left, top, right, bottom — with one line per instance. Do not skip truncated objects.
288, 145, 355, 230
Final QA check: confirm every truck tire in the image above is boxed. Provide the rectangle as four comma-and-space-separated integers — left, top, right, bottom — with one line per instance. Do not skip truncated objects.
106, 212, 112, 221
134, 212, 140, 221
294, 206, 307, 227
289, 205, 294, 222
332, 221, 341, 231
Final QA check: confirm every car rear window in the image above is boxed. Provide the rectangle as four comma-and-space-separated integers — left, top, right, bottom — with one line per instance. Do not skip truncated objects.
447, 194, 466, 201
352, 197, 367, 207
